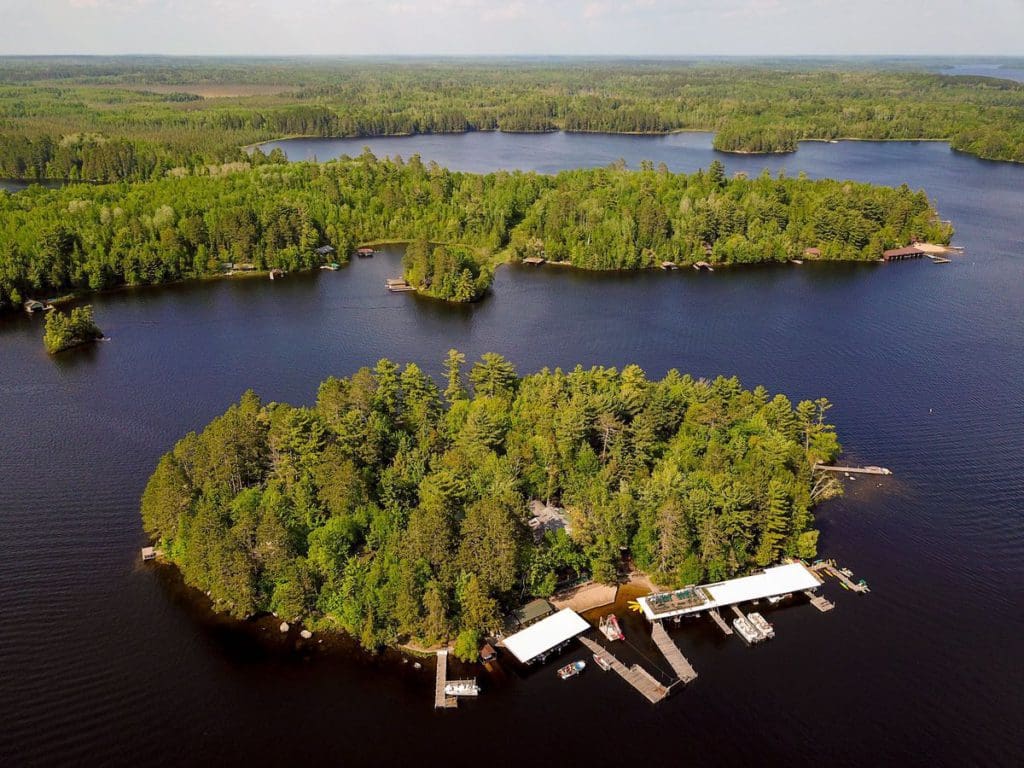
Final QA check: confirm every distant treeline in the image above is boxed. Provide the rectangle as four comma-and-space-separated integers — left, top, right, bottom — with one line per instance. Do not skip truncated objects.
0, 154, 951, 311
141, 354, 842, 651
0, 62, 1023, 181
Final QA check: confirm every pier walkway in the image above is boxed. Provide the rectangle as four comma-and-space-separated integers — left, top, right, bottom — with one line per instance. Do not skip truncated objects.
804, 590, 835, 612
709, 608, 733, 635
579, 636, 670, 704
434, 650, 457, 709
650, 623, 698, 684
812, 561, 870, 593
813, 464, 891, 476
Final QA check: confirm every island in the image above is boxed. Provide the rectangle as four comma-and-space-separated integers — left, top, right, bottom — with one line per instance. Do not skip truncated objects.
140, 351, 843, 659
42, 305, 103, 354
0, 155, 952, 311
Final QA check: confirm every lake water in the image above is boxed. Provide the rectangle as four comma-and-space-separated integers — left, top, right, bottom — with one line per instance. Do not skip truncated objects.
2, 134, 1023, 767
942, 64, 1024, 83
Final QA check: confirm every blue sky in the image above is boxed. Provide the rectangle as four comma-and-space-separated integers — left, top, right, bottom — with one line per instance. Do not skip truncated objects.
2, 0, 1022, 56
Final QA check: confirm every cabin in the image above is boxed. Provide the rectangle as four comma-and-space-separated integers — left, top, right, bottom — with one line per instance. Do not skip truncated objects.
527, 500, 570, 540
803, 247, 821, 258
140, 546, 156, 562
882, 246, 925, 262
480, 643, 497, 663
314, 245, 335, 257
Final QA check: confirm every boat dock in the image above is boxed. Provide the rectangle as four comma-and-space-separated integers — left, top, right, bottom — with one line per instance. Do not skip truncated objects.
813, 464, 891, 475
811, 560, 870, 593
578, 636, 670, 704
434, 650, 457, 709
386, 278, 415, 293
708, 608, 733, 635
804, 589, 835, 612
650, 622, 697, 683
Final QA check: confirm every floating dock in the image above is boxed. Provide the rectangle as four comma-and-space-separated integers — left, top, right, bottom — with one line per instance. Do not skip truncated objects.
578, 636, 670, 704
434, 650, 457, 709
811, 561, 870, 593
804, 589, 835, 612
650, 622, 697, 683
386, 278, 415, 292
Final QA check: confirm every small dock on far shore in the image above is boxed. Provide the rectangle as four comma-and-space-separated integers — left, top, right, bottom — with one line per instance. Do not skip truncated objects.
579, 636, 670, 704
813, 463, 891, 476
386, 278, 415, 293
650, 622, 697, 684
811, 560, 870, 593
434, 650, 457, 709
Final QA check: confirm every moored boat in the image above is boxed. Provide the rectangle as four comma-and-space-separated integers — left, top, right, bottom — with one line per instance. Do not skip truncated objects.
593, 654, 613, 672
748, 612, 775, 639
599, 614, 625, 642
444, 680, 481, 697
557, 660, 586, 679
732, 616, 761, 644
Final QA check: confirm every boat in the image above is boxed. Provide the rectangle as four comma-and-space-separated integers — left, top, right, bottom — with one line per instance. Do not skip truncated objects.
593, 653, 613, 672
747, 612, 775, 639
840, 581, 850, 590
599, 614, 625, 642
557, 660, 586, 679
444, 680, 481, 697
732, 616, 761, 644
767, 593, 791, 605
319, 263, 341, 271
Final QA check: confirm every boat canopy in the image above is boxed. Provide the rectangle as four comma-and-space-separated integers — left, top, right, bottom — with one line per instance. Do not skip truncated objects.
502, 608, 590, 664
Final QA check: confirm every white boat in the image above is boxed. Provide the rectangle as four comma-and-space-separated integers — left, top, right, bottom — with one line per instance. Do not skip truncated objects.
593, 653, 613, 672
557, 660, 586, 679
599, 614, 625, 642
747, 612, 775, 639
444, 680, 480, 697
767, 593, 791, 605
732, 616, 761, 644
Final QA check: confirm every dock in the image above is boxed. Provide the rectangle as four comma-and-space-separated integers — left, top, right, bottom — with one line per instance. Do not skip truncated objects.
578, 636, 670, 704
708, 608, 733, 635
811, 560, 870, 593
693, 261, 715, 272
386, 278, 415, 293
813, 464, 891, 476
650, 622, 697, 684
522, 256, 546, 265
434, 650, 457, 709
804, 589, 835, 612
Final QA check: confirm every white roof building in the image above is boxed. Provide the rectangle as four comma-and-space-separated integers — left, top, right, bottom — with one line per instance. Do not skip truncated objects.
638, 563, 823, 621
502, 608, 590, 664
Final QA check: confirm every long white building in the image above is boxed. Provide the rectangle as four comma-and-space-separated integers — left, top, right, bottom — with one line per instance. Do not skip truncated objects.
637, 562, 823, 621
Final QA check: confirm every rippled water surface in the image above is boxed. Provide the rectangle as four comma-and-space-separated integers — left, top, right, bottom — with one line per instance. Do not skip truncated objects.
2, 134, 1023, 767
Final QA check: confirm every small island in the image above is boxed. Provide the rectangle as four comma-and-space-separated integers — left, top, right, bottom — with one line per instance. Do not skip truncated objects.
141, 351, 843, 659
43, 305, 103, 354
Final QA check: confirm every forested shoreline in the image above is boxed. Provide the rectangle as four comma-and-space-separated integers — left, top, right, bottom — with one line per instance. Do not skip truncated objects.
1, 59, 1023, 183
0, 155, 951, 311
141, 354, 843, 653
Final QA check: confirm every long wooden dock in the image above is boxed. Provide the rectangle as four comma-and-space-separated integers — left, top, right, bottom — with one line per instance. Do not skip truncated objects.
709, 608, 733, 635
813, 464, 891, 476
812, 561, 870, 593
578, 636, 670, 704
434, 650, 457, 709
651, 622, 698, 684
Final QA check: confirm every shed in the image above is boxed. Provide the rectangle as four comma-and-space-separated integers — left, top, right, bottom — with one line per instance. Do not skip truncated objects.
141, 546, 156, 561
514, 598, 555, 628
315, 245, 335, 256
480, 643, 497, 662
803, 247, 821, 257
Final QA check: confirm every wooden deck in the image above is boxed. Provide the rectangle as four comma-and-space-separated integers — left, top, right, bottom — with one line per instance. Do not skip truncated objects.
651, 623, 698, 684
578, 636, 670, 704
804, 590, 835, 612
434, 650, 457, 709
708, 608, 734, 635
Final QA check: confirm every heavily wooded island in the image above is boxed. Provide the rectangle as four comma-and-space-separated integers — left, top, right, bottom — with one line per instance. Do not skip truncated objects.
0, 58, 1023, 181
0, 154, 951, 311
141, 354, 842, 656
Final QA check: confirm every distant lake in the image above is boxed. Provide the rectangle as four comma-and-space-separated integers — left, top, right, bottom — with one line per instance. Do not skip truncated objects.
2, 135, 1023, 767
0, 178, 66, 193
941, 64, 1024, 83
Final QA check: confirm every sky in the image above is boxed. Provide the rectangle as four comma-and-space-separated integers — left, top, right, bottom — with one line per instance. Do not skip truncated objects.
1, 0, 1023, 57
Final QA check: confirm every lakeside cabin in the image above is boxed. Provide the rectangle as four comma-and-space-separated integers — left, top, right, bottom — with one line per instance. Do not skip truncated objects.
882, 245, 925, 262
356, 247, 375, 257
513, 598, 555, 629
314, 245, 335, 257
24, 299, 52, 314
803, 247, 821, 258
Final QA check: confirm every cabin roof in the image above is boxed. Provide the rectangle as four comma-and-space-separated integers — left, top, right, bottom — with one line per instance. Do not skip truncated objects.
514, 598, 554, 626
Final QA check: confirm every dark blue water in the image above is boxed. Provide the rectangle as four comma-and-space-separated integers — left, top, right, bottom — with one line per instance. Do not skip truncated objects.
1, 134, 1023, 767
942, 64, 1024, 83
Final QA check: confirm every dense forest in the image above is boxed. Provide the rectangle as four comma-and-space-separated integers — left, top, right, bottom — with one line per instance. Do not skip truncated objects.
1, 59, 1023, 181
0, 155, 951, 311
140, 353, 842, 653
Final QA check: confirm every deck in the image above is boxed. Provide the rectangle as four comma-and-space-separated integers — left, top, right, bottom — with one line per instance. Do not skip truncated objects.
578, 636, 670, 704
804, 589, 835, 612
811, 561, 870, 593
813, 464, 891, 476
708, 608, 733, 635
650, 623, 697, 684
